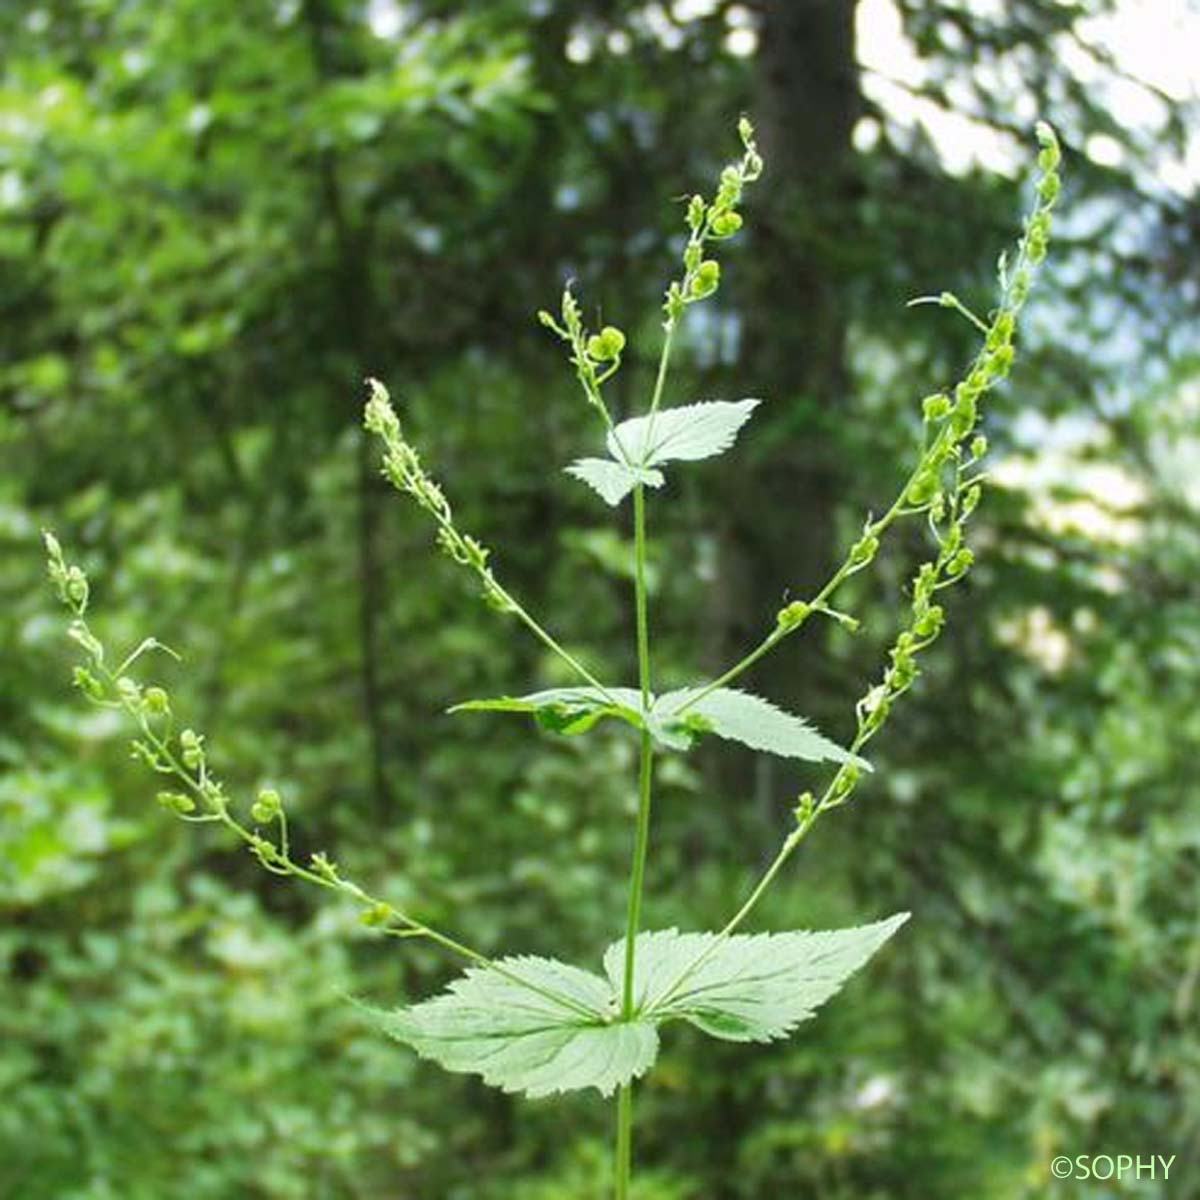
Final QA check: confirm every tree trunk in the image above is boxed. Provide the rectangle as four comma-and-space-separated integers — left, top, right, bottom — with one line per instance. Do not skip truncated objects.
709, 0, 862, 812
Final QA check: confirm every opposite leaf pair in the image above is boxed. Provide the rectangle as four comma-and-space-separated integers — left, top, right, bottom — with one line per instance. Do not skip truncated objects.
361, 913, 909, 1098
567, 398, 760, 506
452, 684, 868, 768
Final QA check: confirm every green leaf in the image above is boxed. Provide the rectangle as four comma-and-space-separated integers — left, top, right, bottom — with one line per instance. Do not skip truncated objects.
564, 458, 664, 507
450, 686, 645, 736
359, 955, 658, 1098
653, 687, 868, 768
566, 401, 760, 506
604, 913, 910, 1042
363, 916, 907, 1093
606, 399, 760, 467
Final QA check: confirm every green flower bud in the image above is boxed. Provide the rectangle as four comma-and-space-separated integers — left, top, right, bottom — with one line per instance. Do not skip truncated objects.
143, 687, 170, 716
1010, 268, 1031, 307
116, 676, 141, 706
664, 281, 686, 322
906, 471, 940, 507
690, 260, 721, 300
586, 326, 626, 362
65, 566, 89, 608
970, 435, 988, 460
989, 345, 1014, 377
987, 313, 1015, 350
961, 483, 983, 517
157, 790, 195, 815
948, 547, 975, 576
914, 562, 937, 599
482, 577, 516, 614
1035, 121, 1061, 171
775, 600, 810, 631
793, 791, 815, 826
179, 728, 204, 769
310, 852, 339, 882
250, 835, 280, 866
201, 779, 226, 810
922, 392, 951, 422
710, 211, 743, 237
250, 787, 282, 824
72, 666, 106, 701
536, 309, 563, 336
362, 379, 399, 439
360, 902, 394, 928
914, 605, 945, 638
888, 654, 917, 690
950, 391, 978, 440
1037, 172, 1061, 203
830, 764, 860, 801
686, 194, 706, 232
850, 534, 879, 566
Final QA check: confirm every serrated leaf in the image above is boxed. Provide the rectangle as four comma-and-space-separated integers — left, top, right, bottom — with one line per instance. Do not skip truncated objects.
653, 687, 868, 769
603, 913, 910, 1043
565, 458, 664, 507
450, 686, 645, 736
359, 955, 658, 1098
606, 399, 760, 468
363, 917, 907, 1094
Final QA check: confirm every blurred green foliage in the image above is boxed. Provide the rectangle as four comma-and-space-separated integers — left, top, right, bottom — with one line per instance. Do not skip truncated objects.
3, 1, 1199, 1197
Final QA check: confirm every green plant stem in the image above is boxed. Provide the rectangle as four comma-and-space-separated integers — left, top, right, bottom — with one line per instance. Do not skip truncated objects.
614, 487, 656, 1197
677, 425, 953, 714
489, 576, 617, 699
420, 503, 617, 702
646, 322, 675, 419
644, 723, 871, 1017
613, 319, 675, 1198
622, 724, 655, 1016
614, 1081, 634, 1200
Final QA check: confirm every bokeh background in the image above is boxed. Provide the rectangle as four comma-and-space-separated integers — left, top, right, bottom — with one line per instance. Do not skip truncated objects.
3, 1, 1200, 1197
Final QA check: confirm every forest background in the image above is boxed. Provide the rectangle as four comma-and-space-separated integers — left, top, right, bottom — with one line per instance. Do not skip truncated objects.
3, 1, 1199, 1197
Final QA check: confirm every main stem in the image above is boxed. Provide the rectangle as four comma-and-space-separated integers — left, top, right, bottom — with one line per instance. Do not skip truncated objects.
614, 321, 673, 1199
615, 482, 655, 1199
